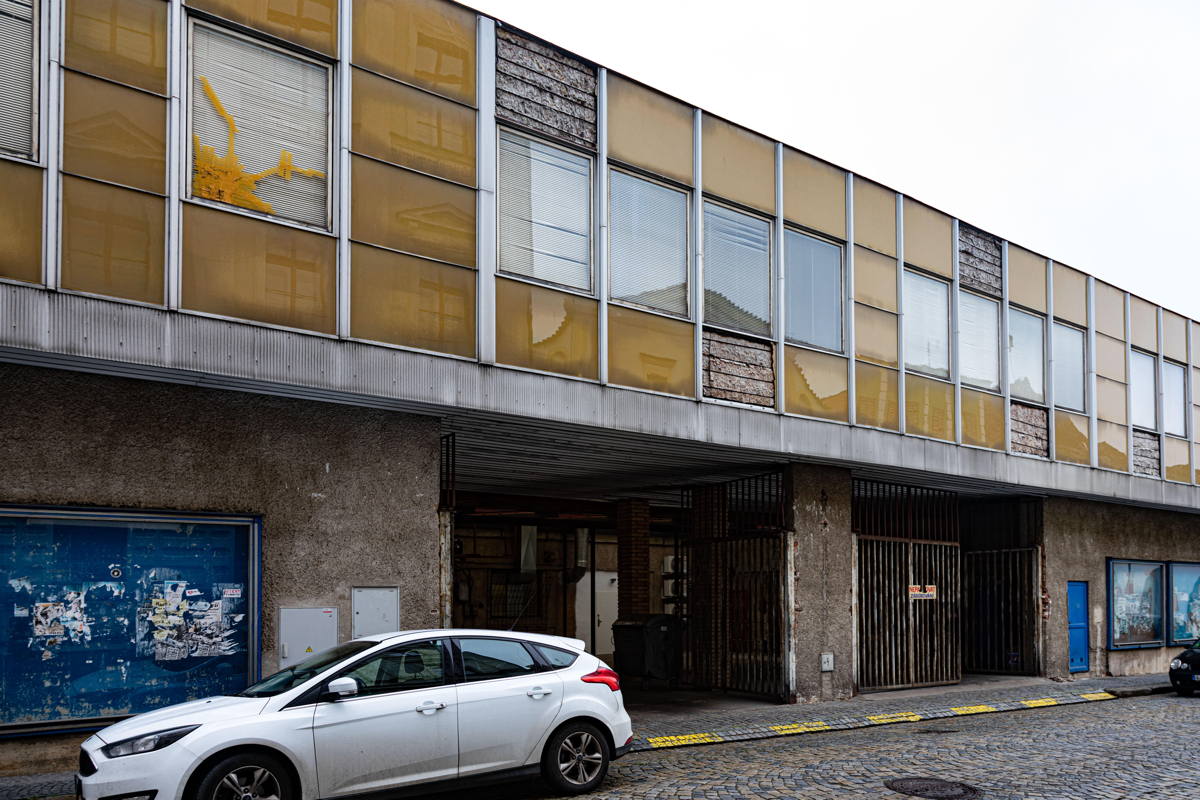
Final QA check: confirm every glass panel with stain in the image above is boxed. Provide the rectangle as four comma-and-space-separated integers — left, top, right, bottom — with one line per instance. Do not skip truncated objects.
1054, 410, 1090, 465
784, 346, 847, 421
854, 303, 897, 368
187, 0, 338, 56
1097, 420, 1128, 472
352, 0, 476, 106
62, 70, 166, 193
855, 362, 899, 430
607, 74, 692, 186
182, 203, 336, 333
350, 243, 475, 357
853, 246, 896, 312
852, 177, 895, 256
1052, 322, 1086, 412
0, 158, 43, 284
607, 305, 694, 397
1129, 296, 1158, 353
351, 155, 475, 267
495, 277, 598, 379
782, 147, 845, 239
1096, 333, 1126, 382
1007, 244, 1046, 312
61, 176, 164, 304
905, 373, 954, 441
1162, 311, 1187, 364
1053, 263, 1087, 327
1164, 436, 1190, 483
902, 198, 951, 277
1094, 281, 1125, 340
65, 0, 168, 94
1164, 361, 1186, 437
701, 115, 774, 214
961, 388, 1004, 450
1096, 376, 1128, 425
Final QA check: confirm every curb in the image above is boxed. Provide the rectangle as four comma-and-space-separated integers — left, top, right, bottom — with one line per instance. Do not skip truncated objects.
629, 689, 1136, 752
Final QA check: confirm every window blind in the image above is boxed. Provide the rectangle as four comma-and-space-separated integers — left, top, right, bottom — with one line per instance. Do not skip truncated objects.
1130, 350, 1157, 429
1008, 308, 1045, 404
1052, 323, 1085, 412
785, 229, 841, 351
703, 202, 770, 336
609, 170, 687, 315
903, 271, 949, 379
1163, 361, 1186, 437
0, 0, 35, 157
960, 291, 999, 391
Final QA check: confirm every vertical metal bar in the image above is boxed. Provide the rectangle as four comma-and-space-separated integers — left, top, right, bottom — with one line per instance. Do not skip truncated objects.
952, 219, 962, 443
846, 174, 856, 425
1001, 242, 1012, 452
1087, 276, 1099, 467
165, 0, 184, 309
774, 142, 786, 413
1124, 292, 1134, 472
1188, 319, 1195, 483
692, 109, 704, 399
42, 0, 62, 289
475, 17, 497, 364
334, 0, 352, 336
896, 193, 906, 433
589, 529, 596, 654
1157, 306, 1166, 478
596, 68, 609, 384
1046, 259, 1056, 458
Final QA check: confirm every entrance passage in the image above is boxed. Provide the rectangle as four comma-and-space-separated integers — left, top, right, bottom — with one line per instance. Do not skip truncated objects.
963, 549, 1039, 674
855, 481, 961, 691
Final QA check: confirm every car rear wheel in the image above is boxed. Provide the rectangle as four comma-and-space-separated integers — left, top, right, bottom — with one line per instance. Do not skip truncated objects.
541, 721, 610, 795
194, 753, 295, 800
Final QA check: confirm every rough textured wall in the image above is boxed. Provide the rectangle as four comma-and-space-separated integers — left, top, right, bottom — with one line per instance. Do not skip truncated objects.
959, 224, 1003, 297
495, 26, 596, 149
788, 464, 854, 702
1011, 401, 1049, 457
1042, 498, 1200, 679
703, 329, 775, 407
1132, 430, 1160, 477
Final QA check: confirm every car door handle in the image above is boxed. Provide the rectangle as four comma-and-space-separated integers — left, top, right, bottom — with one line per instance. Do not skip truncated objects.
416, 701, 447, 715
527, 687, 553, 698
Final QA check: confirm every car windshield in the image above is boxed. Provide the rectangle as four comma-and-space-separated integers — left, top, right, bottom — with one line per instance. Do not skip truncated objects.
237, 641, 376, 697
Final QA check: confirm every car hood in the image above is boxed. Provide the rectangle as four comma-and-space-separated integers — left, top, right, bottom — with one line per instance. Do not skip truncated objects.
95, 695, 269, 743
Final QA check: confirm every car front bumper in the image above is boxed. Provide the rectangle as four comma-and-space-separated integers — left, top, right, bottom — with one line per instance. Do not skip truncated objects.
77, 735, 192, 800
1169, 668, 1198, 688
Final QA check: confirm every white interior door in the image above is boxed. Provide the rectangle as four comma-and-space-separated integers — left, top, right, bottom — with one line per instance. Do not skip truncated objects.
574, 571, 618, 661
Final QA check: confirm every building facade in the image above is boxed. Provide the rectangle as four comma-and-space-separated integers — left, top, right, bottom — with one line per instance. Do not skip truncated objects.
1, 0, 1199, 773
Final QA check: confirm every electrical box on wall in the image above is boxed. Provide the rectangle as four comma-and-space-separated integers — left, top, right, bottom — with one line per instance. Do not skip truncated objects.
352, 586, 400, 639
279, 607, 337, 668
820, 652, 835, 672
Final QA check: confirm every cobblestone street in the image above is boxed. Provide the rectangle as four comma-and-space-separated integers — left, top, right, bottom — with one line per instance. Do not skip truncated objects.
471, 693, 1199, 800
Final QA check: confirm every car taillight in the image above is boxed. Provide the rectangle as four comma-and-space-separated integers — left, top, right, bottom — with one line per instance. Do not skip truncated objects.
581, 667, 621, 692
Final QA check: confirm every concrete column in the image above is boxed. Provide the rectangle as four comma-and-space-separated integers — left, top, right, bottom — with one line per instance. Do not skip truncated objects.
616, 499, 651, 620
788, 463, 855, 702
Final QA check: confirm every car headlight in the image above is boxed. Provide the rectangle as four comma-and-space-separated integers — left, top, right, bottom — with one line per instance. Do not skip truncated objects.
102, 725, 199, 758
1170, 658, 1184, 670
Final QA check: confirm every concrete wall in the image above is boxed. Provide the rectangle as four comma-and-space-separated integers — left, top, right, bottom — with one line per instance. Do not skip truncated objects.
788, 463, 854, 702
495, 26, 596, 149
703, 329, 775, 408
1042, 497, 1200, 679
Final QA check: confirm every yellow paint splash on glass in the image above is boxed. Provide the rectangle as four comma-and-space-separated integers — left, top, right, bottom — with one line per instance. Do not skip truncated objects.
770, 721, 830, 735
192, 76, 324, 215
868, 711, 921, 724
645, 732, 723, 748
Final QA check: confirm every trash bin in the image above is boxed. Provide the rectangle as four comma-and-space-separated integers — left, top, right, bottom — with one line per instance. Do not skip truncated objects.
613, 615, 681, 681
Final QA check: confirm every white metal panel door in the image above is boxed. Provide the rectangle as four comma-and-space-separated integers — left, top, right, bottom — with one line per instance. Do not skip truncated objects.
279, 607, 337, 668
352, 586, 399, 638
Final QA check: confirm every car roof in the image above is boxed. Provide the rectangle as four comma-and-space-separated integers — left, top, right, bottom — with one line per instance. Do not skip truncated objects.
355, 628, 587, 652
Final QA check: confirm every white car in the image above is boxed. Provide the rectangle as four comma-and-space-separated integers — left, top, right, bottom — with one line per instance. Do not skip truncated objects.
76, 629, 633, 799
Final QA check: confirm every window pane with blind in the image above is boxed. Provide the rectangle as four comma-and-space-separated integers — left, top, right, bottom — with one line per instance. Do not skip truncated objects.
1009, 308, 1045, 404
960, 291, 999, 391
498, 130, 591, 292
1163, 361, 1186, 437
0, 0, 36, 157
785, 229, 841, 351
191, 24, 330, 228
903, 271, 949, 379
1130, 350, 1157, 430
703, 202, 770, 336
1053, 323, 1086, 413
609, 170, 687, 315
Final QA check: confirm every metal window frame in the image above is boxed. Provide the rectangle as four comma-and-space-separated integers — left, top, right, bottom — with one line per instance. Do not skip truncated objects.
691, 108, 703, 399
780, 225, 845, 355
1007, 305, 1048, 407
951, 218, 961, 443
596, 67, 609, 382
900, 265, 951, 382
773, 141, 784, 412
845, 172, 856, 425
957, 287, 1002, 394
1086, 276, 1099, 467
1045, 258, 1056, 457
1106, 557, 1166, 651
1050, 319, 1088, 415
895, 192, 905, 433
475, 15, 496, 364
699, 195, 775, 341
0, 0, 41, 164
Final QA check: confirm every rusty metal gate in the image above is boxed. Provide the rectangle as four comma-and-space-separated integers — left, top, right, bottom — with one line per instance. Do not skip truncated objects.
854, 480, 961, 691
680, 472, 787, 701
963, 548, 1039, 674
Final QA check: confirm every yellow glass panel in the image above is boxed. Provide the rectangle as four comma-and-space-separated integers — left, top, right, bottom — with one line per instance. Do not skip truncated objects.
905, 373, 954, 441
607, 305, 694, 397
1054, 409, 1090, 465
350, 243, 474, 356
351, 155, 475, 267
182, 203, 335, 333
353, 0, 476, 105
784, 346, 848, 421
702, 115, 774, 214
852, 177, 895, 257
495, 277, 598, 379
187, 0, 337, 56
1094, 281, 1125, 340
1096, 334, 1126, 381
854, 246, 896, 311
0, 159, 43, 284
61, 176, 163, 304
854, 303, 897, 368
1163, 311, 1187, 364
1195, 406, 1200, 444
902, 198, 951, 277
1053, 263, 1087, 327
1129, 296, 1158, 353
855, 362, 899, 430
1096, 376, 1127, 425
1007, 244, 1046, 312
62, 71, 166, 194
1097, 420, 1128, 472
1164, 436, 1190, 483
607, 74, 692, 186
64, 0, 168, 94
352, 68, 475, 186
782, 148, 845, 239
961, 389, 1004, 450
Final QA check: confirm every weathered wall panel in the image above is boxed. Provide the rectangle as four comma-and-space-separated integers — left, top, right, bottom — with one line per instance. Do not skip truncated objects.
495, 27, 596, 149
958, 224, 1002, 297
1132, 430, 1161, 477
1011, 401, 1049, 457
702, 329, 775, 407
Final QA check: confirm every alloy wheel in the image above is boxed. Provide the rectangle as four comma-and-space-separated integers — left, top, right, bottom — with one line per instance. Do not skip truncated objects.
211, 765, 282, 800
557, 730, 604, 786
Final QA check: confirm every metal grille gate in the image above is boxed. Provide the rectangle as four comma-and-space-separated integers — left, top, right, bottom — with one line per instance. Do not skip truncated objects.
855, 480, 961, 691
680, 472, 787, 701
963, 549, 1039, 674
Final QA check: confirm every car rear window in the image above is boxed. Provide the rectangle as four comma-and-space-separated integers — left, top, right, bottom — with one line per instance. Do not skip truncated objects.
459, 638, 538, 681
534, 644, 578, 668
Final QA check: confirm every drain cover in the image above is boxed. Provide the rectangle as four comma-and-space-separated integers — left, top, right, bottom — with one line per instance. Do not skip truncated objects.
884, 777, 981, 799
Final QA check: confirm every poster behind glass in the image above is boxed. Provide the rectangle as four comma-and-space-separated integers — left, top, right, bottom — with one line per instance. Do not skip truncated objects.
1109, 559, 1164, 648
1, 512, 254, 728
1168, 562, 1200, 645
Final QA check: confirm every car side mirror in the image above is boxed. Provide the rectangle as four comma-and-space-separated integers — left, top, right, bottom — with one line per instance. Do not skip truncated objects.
323, 677, 358, 701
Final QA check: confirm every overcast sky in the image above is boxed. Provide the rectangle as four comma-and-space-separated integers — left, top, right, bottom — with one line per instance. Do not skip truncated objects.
471, 0, 1200, 321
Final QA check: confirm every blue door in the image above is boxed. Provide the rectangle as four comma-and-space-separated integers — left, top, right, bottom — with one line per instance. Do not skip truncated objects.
1068, 582, 1089, 673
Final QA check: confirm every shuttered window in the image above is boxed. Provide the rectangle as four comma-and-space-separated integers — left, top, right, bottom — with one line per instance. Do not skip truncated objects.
785, 229, 841, 351
498, 129, 591, 292
960, 291, 999, 391
609, 169, 687, 316
703, 202, 770, 336
190, 24, 330, 228
0, 0, 36, 158
903, 270, 949, 379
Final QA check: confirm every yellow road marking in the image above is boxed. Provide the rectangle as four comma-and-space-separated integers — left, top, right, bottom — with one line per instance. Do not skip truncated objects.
868, 711, 922, 724
770, 721, 831, 734
1021, 698, 1059, 707
646, 732, 724, 748
1081, 691, 1115, 700
950, 704, 997, 715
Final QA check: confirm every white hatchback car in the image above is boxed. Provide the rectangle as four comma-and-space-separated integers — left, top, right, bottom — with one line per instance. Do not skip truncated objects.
76, 629, 633, 800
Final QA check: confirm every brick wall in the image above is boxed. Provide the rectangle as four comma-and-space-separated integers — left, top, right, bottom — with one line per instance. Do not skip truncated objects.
959, 223, 1003, 297
616, 499, 650, 620
1011, 401, 1049, 457
1132, 430, 1160, 476
702, 329, 776, 407
495, 27, 596, 149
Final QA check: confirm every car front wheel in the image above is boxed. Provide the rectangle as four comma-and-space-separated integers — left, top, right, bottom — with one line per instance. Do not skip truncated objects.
194, 752, 295, 800
541, 721, 611, 795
